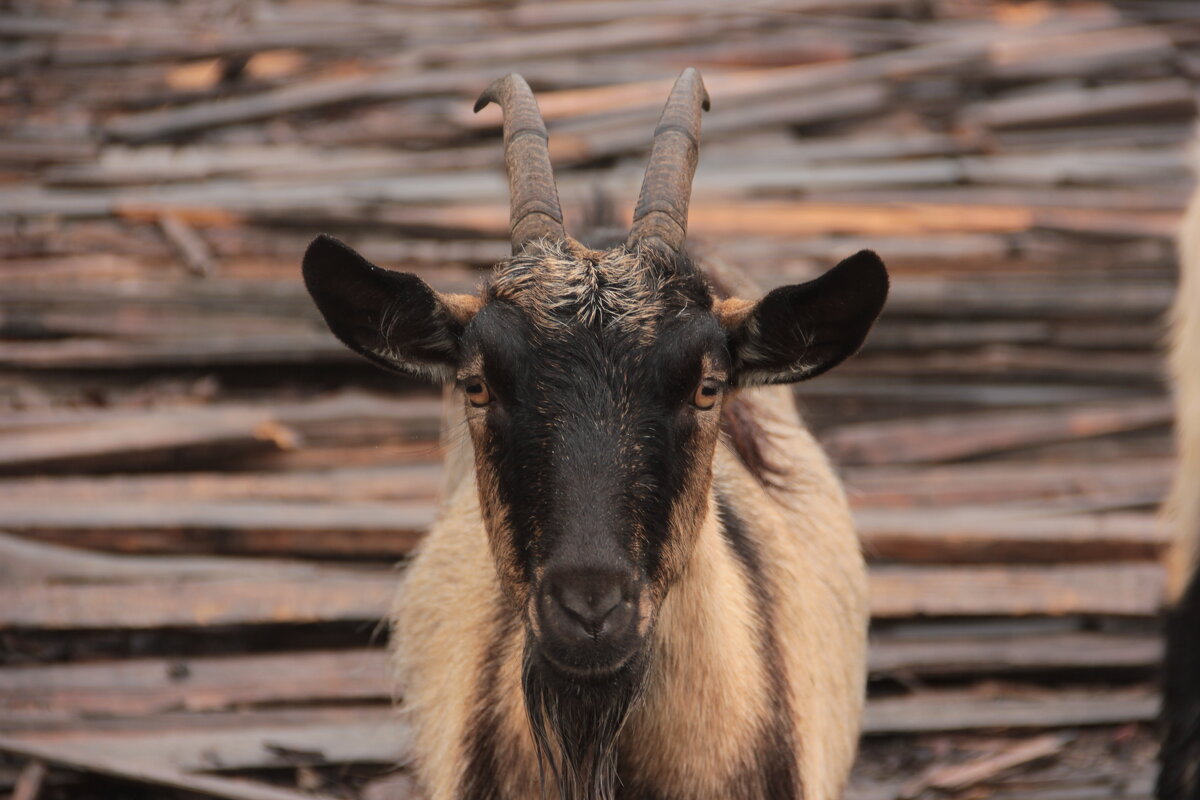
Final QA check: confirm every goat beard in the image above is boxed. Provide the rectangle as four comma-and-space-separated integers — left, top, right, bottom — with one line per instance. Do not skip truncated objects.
522, 639, 651, 800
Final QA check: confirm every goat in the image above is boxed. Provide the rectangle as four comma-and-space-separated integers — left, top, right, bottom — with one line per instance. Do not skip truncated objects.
302, 69, 888, 800
1160, 139, 1200, 800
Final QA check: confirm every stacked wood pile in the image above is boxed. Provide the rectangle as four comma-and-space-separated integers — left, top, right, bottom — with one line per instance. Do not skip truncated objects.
2, 0, 1198, 797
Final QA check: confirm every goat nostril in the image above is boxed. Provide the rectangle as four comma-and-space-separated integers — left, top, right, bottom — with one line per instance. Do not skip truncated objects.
543, 574, 630, 640
560, 586, 620, 624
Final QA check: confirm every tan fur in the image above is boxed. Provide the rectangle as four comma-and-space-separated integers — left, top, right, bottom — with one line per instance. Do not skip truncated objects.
488, 239, 695, 336
440, 292, 484, 328
1165, 137, 1200, 602
714, 296, 757, 329
393, 347, 866, 799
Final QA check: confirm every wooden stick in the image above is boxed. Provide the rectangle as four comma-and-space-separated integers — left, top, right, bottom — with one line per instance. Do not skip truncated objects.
157, 212, 217, 276
900, 732, 1069, 796
11, 761, 45, 800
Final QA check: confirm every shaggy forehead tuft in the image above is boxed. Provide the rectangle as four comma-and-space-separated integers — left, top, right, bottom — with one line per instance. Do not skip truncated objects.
486, 238, 710, 333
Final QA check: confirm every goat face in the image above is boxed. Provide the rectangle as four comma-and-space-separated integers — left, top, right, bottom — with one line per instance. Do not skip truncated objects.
464, 240, 725, 678
303, 233, 886, 676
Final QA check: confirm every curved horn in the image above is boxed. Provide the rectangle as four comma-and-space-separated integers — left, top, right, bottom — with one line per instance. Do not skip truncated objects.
627, 68, 710, 251
475, 74, 566, 254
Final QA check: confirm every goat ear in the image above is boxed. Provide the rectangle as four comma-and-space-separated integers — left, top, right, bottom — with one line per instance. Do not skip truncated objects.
302, 235, 480, 381
718, 250, 888, 387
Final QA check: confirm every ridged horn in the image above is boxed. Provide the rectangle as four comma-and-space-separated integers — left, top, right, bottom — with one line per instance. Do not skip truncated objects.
627, 68, 710, 252
474, 74, 566, 255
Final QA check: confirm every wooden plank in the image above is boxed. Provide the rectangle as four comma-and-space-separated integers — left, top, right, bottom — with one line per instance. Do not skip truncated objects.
0, 500, 432, 557
0, 334, 354, 369
0, 531, 350, 584
961, 78, 1196, 130
987, 26, 1175, 81
855, 510, 1167, 563
822, 399, 1172, 466
0, 574, 396, 630
0, 464, 444, 504
869, 563, 1165, 618
845, 458, 1173, 509
0, 714, 409, 772
0, 650, 389, 716
862, 690, 1159, 734
0, 413, 297, 475
868, 630, 1162, 675
0, 391, 441, 436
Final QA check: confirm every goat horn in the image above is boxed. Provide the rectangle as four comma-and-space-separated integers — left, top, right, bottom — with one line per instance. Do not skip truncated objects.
627, 68, 710, 252
475, 74, 566, 255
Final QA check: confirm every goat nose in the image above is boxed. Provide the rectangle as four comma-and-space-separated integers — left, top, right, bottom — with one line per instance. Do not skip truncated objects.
540, 570, 634, 642
557, 580, 622, 629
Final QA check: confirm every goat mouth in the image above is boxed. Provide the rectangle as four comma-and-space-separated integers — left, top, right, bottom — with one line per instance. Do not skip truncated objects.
534, 642, 640, 681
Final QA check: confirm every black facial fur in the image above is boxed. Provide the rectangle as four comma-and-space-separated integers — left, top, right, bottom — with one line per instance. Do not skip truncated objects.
464, 284, 726, 597
465, 250, 723, 800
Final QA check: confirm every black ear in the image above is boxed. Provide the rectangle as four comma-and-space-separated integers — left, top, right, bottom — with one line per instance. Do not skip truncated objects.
302, 235, 479, 381
722, 250, 888, 387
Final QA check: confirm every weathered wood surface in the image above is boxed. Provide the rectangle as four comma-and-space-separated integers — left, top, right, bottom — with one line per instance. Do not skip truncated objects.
1, 0, 1193, 797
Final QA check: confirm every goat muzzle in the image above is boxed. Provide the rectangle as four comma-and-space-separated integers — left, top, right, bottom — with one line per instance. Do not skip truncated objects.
534, 566, 644, 677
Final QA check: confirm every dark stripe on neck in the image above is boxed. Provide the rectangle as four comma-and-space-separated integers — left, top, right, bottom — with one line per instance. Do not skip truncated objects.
461, 603, 521, 800
716, 492, 802, 800
1159, 564, 1200, 800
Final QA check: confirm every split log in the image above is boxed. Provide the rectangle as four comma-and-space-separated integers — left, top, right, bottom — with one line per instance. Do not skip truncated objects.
0, 464, 443, 505
862, 689, 1159, 734
869, 563, 1164, 617
960, 78, 1197, 131
0, 574, 397, 629
0, 412, 298, 475
856, 510, 1166, 563
868, 629, 1161, 675
846, 458, 1172, 508
823, 399, 1172, 465
0, 500, 433, 557
0, 649, 390, 717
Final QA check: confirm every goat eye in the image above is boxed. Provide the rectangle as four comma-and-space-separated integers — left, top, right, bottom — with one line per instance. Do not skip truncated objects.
692, 378, 721, 410
464, 379, 491, 407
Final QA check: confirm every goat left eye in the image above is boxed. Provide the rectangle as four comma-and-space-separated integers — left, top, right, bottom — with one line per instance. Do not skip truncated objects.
692, 379, 721, 410
464, 379, 492, 407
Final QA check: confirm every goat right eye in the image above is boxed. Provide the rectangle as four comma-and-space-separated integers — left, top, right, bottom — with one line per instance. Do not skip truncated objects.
465, 379, 492, 407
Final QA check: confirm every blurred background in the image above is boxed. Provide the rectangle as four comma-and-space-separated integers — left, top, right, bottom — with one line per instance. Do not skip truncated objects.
2, 0, 1199, 798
